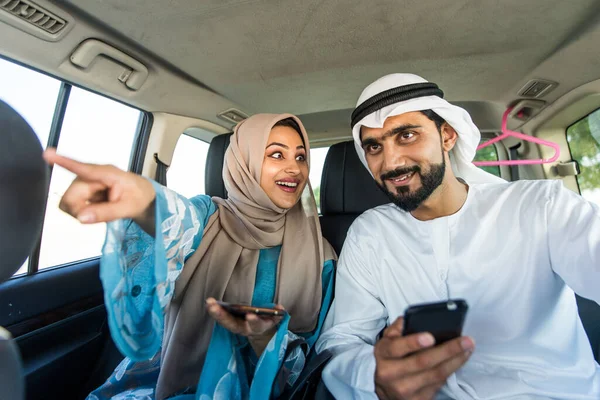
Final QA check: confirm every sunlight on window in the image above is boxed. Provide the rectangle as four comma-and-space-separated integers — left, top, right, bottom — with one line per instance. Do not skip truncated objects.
167, 134, 210, 199
0, 57, 60, 147
38, 87, 141, 270
309, 147, 329, 212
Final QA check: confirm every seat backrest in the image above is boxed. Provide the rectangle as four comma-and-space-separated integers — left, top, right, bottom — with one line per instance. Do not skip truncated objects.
205, 133, 232, 198
0, 101, 48, 281
319, 141, 389, 255
577, 295, 600, 362
0, 99, 50, 400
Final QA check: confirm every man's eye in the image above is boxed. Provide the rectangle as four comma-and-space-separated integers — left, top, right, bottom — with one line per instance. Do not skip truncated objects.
401, 132, 415, 140
367, 144, 381, 153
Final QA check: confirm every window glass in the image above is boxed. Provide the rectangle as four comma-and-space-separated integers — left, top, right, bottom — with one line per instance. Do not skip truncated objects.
309, 147, 329, 213
0, 57, 60, 147
167, 134, 210, 199
473, 142, 501, 177
38, 87, 141, 270
0, 58, 61, 275
567, 109, 600, 205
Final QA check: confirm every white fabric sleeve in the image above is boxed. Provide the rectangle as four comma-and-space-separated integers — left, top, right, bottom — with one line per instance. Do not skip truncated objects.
316, 229, 388, 399
547, 181, 600, 304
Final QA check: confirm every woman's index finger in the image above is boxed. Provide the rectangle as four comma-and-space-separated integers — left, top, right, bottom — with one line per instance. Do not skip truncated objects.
43, 149, 109, 182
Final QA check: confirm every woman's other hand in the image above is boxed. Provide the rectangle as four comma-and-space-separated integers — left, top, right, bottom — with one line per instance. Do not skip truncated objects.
206, 297, 285, 356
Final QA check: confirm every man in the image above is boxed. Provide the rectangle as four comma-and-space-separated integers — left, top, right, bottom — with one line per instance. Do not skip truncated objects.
316, 73, 600, 399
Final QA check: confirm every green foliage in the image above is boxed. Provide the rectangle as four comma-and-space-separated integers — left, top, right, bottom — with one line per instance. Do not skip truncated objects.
473, 144, 501, 177
567, 110, 600, 191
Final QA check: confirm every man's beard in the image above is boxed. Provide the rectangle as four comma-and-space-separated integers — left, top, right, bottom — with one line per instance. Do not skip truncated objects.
377, 158, 446, 212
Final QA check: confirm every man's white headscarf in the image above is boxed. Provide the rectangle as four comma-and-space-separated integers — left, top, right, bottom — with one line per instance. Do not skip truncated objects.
351, 73, 504, 184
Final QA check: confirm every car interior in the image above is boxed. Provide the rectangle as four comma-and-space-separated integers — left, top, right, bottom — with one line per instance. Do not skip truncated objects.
2, 0, 600, 399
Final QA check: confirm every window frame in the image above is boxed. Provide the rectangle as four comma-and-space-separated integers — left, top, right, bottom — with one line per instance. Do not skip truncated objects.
1, 55, 152, 277
565, 106, 600, 197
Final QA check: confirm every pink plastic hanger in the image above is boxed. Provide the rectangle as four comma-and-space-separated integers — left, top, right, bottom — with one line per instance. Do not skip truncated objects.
472, 107, 560, 166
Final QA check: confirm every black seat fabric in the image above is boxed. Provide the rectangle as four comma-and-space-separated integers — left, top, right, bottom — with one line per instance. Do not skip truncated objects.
577, 295, 600, 362
0, 101, 48, 281
0, 100, 49, 400
205, 133, 232, 198
319, 141, 389, 255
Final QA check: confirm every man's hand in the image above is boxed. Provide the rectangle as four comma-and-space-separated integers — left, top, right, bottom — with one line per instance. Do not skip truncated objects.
206, 298, 285, 356
374, 317, 474, 400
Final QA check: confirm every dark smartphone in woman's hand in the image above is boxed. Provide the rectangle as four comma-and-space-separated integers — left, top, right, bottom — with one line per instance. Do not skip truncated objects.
216, 301, 286, 318
402, 299, 468, 344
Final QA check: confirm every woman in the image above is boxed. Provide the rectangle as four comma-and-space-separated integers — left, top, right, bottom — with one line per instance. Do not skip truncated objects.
44, 114, 336, 399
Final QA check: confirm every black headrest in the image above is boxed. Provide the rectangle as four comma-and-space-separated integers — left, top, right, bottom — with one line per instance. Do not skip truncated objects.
205, 133, 232, 198
0, 100, 49, 281
320, 141, 389, 215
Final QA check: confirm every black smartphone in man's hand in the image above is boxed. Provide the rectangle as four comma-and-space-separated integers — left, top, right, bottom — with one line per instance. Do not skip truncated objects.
402, 299, 469, 344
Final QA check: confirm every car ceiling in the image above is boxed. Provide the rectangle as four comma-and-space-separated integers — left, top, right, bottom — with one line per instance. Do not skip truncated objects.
62, 0, 600, 114
3, 0, 600, 138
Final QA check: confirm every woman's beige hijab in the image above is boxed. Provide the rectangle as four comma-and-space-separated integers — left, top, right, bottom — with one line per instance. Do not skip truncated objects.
155, 114, 336, 399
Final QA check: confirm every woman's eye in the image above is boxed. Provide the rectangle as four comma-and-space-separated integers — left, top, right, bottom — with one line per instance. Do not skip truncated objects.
271, 152, 283, 159
296, 154, 306, 161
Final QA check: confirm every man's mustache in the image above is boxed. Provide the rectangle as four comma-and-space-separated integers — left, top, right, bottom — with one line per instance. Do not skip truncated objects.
380, 165, 420, 181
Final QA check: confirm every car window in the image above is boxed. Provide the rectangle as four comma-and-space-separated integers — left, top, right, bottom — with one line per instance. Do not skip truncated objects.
473, 142, 501, 177
38, 87, 141, 270
167, 133, 210, 199
0, 57, 143, 275
310, 147, 329, 213
0, 57, 61, 147
567, 108, 600, 205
